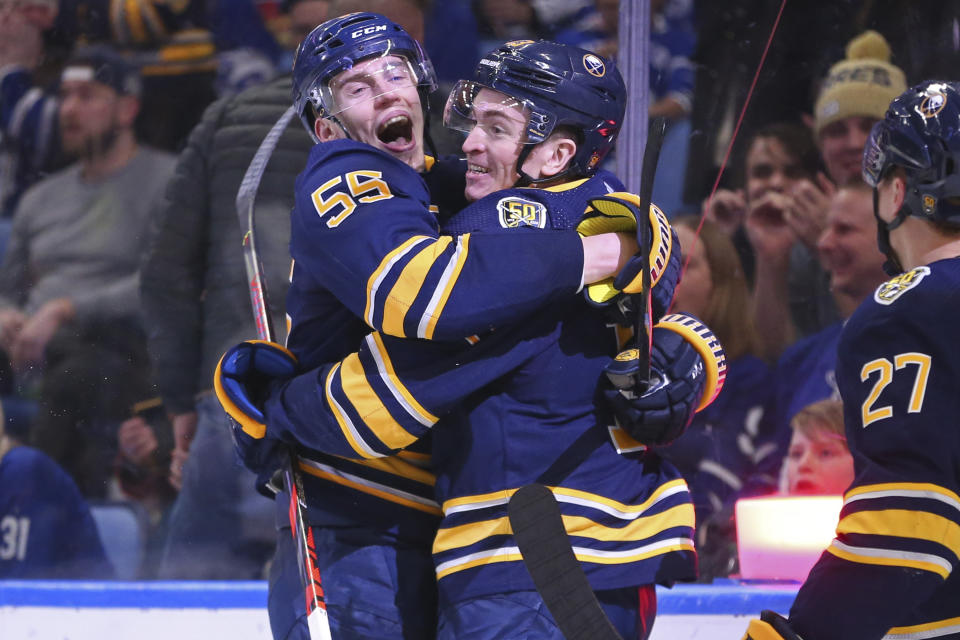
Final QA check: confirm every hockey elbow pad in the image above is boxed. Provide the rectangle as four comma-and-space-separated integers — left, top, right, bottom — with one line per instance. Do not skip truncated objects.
743, 611, 805, 640
602, 313, 725, 446
578, 193, 680, 321
214, 340, 298, 439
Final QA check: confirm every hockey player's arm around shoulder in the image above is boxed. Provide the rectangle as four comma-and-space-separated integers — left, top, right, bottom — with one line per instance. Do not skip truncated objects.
290, 143, 632, 342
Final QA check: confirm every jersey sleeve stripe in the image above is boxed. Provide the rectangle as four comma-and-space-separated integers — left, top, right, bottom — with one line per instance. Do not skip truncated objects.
844, 483, 960, 512
356, 455, 437, 486
382, 236, 454, 337
837, 509, 960, 557
337, 351, 419, 453
885, 616, 960, 638
298, 457, 441, 514
419, 234, 471, 339
368, 332, 439, 425
364, 235, 431, 331
324, 362, 383, 459
827, 539, 953, 578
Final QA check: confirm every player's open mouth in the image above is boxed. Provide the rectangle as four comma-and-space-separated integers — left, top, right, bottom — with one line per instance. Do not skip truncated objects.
377, 115, 414, 150
467, 163, 489, 174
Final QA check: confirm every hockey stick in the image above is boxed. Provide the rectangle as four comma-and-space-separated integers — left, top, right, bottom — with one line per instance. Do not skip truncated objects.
630, 115, 666, 393
236, 105, 332, 640
509, 484, 623, 640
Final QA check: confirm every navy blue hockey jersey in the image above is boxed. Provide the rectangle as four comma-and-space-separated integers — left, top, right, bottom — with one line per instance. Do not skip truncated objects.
266, 172, 698, 603
0, 446, 113, 579
281, 139, 595, 540
788, 260, 960, 639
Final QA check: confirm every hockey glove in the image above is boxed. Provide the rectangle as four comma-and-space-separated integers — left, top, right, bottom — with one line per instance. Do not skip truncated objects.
602, 313, 726, 446
577, 193, 681, 322
742, 610, 805, 640
214, 340, 298, 474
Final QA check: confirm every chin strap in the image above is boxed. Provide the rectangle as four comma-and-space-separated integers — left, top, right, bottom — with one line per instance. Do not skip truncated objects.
873, 187, 909, 276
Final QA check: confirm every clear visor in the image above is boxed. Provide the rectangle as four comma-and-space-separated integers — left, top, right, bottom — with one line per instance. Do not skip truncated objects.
443, 80, 552, 145
862, 121, 890, 187
862, 119, 931, 187
320, 53, 431, 118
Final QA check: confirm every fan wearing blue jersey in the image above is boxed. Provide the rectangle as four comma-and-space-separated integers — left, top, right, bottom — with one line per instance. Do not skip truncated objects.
220, 39, 723, 640
743, 81, 960, 640
234, 13, 654, 640
0, 401, 113, 579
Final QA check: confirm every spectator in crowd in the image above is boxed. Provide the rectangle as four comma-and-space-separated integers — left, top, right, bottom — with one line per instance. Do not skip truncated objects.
0, 45, 175, 498
767, 180, 887, 475
783, 398, 853, 495
0, 396, 114, 579
0, 0, 67, 220
114, 397, 176, 577
701, 122, 820, 360
139, 0, 326, 580
55, 0, 219, 152
658, 215, 775, 580
555, 0, 696, 214
752, 30, 906, 357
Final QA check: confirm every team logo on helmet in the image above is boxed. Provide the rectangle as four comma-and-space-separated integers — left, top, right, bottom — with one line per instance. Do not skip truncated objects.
874, 266, 930, 305
583, 54, 606, 78
920, 89, 947, 118
505, 40, 534, 48
497, 197, 547, 228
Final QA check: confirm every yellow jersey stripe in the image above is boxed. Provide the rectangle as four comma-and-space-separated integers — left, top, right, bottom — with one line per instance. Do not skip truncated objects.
350, 454, 436, 487
420, 235, 471, 340
365, 236, 431, 331
442, 479, 690, 518
298, 458, 441, 515
838, 509, 960, 557
434, 503, 693, 553
827, 540, 951, 579
885, 616, 960, 639
324, 362, 379, 459
339, 351, 418, 452
435, 536, 694, 580
368, 333, 439, 425
382, 237, 453, 337
845, 483, 960, 513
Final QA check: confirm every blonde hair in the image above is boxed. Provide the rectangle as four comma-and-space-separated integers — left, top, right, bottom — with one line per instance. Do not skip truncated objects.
790, 398, 847, 446
673, 215, 760, 360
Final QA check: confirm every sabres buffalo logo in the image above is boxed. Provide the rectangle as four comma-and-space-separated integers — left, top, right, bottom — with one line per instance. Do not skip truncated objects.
505, 40, 535, 48
920, 89, 947, 118
874, 266, 930, 305
498, 197, 547, 228
583, 54, 605, 78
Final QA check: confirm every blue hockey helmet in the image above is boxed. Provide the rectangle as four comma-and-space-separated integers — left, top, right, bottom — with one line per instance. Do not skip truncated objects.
862, 80, 960, 271
444, 40, 626, 182
291, 11, 437, 142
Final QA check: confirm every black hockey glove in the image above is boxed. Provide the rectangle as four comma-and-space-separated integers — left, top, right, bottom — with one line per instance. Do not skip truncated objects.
577, 193, 681, 322
214, 340, 297, 477
602, 313, 725, 446
742, 610, 805, 640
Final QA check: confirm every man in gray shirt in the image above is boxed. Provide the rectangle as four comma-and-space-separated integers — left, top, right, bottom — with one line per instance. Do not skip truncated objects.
0, 45, 175, 499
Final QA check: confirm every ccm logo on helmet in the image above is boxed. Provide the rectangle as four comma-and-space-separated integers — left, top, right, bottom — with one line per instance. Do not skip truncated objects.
352, 25, 387, 38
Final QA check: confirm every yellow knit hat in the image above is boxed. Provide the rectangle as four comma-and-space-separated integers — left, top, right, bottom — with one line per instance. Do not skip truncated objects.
813, 31, 907, 137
